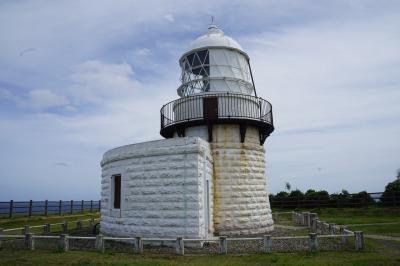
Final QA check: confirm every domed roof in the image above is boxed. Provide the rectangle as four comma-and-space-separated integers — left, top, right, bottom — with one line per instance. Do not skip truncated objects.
186, 25, 246, 55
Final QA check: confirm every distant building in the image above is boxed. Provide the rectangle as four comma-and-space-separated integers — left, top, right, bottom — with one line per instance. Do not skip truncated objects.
100, 25, 275, 239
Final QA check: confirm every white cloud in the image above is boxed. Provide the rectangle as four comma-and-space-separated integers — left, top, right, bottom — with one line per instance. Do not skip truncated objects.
27, 89, 69, 110
164, 14, 175, 22
69, 60, 141, 105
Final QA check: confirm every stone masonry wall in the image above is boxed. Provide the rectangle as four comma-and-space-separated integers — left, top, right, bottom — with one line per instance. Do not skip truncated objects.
211, 124, 274, 236
100, 137, 213, 239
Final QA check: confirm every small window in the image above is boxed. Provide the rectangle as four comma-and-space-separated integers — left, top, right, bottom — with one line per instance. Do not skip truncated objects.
113, 175, 121, 209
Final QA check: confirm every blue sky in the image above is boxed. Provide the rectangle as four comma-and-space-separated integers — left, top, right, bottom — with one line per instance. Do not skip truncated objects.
0, 0, 399, 200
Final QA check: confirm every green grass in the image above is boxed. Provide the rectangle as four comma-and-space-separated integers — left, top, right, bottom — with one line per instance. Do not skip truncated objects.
1, 208, 399, 265
290, 207, 400, 225
0, 212, 100, 230
0, 239, 400, 266
273, 207, 400, 238
347, 224, 400, 237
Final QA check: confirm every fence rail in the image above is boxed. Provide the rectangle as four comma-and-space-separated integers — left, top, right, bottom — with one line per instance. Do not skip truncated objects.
0, 200, 100, 218
0, 211, 365, 254
270, 191, 400, 209
0, 233, 362, 254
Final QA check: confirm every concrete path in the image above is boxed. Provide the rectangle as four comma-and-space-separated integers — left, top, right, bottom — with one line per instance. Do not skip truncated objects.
346, 222, 400, 227
364, 234, 400, 241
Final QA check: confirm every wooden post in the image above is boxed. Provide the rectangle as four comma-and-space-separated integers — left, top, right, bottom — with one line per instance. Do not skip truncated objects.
60, 234, 69, 252
98, 201, 101, 212
354, 231, 364, 251
96, 234, 104, 253
309, 233, 318, 252
263, 235, 272, 253
175, 237, 184, 255
62, 221, 68, 234
219, 236, 227, 254
28, 200, 33, 217
340, 226, 347, 245
9, 200, 13, 218
70, 200, 73, 214
81, 200, 84, 213
90, 200, 93, 212
58, 200, 62, 215
76, 220, 82, 230
134, 236, 143, 254
44, 200, 48, 216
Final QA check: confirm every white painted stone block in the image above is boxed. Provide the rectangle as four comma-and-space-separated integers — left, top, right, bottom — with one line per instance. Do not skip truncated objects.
100, 137, 214, 239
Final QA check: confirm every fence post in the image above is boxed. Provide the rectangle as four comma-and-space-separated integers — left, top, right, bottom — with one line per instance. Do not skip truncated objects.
60, 234, 69, 252
44, 223, 51, 234
25, 233, 34, 250
312, 218, 318, 233
263, 235, 272, 253
28, 200, 33, 217
98, 201, 101, 212
89, 218, 94, 229
9, 200, 13, 218
219, 236, 227, 254
90, 200, 93, 212
309, 233, 318, 252
133, 236, 143, 254
62, 221, 68, 234
70, 200, 73, 214
354, 231, 364, 251
176, 236, 184, 255
58, 200, 62, 215
76, 220, 82, 230
96, 234, 104, 253
0, 228, 4, 249
340, 226, 347, 245
81, 200, 84, 213
330, 224, 337, 235
44, 200, 48, 216
23, 225, 30, 235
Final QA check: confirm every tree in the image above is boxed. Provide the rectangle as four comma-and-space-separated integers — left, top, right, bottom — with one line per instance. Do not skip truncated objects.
275, 191, 289, 200
352, 191, 375, 205
288, 189, 304, 200
380, 179, 400, 205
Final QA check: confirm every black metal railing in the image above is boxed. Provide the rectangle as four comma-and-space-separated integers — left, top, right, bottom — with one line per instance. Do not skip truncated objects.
0, 200, 101, 217
160, 92, 273, 138
269, 191, 400, 209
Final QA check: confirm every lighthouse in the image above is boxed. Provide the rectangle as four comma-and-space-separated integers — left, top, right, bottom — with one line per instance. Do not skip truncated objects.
100, 25, 274, 239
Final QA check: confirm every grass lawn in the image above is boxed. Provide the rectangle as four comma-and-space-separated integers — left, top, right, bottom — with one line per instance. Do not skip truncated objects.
0, 212, 100, 231
1, 208, 400, 265
307, 207, 400, 225
0, 239, 400, 266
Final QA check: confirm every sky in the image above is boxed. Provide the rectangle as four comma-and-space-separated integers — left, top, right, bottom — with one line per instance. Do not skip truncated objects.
0, 0, 399, 200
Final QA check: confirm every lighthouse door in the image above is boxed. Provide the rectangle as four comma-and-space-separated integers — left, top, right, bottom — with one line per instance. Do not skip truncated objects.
203, 97, 218, 120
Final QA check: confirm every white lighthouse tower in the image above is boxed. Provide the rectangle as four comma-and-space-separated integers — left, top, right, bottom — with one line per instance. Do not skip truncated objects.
100, 25, 274, 239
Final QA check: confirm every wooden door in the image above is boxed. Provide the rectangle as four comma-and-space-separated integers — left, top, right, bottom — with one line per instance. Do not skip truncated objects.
203, 97, 218, 120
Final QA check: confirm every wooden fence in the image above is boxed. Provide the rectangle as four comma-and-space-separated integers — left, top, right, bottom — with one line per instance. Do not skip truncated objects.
0, 200, 100, 217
